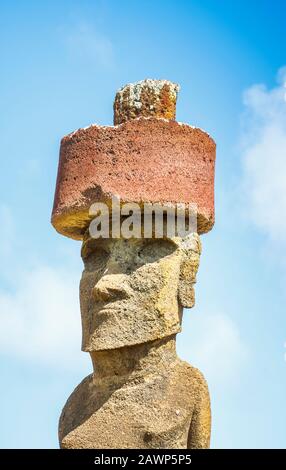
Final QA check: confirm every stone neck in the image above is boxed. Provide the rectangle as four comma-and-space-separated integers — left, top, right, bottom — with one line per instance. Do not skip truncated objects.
90, 335, 178, 386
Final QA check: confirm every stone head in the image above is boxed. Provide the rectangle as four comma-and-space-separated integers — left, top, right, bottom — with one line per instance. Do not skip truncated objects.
80, 231, 201, 351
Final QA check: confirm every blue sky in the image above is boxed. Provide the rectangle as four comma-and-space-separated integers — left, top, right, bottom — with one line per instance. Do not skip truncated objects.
0, 0, 286, 448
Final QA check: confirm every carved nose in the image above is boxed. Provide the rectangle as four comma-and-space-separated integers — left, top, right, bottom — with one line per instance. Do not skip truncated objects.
92, 274, 130, 302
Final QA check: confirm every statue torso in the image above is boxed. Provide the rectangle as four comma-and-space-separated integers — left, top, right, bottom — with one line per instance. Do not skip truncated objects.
59, 360, 208, 449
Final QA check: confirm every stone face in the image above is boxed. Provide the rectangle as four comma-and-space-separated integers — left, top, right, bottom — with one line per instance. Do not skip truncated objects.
113, 79, 179, 125
80, 232, 201, 351
59, 337, 211, 449
51, 118, 215, 240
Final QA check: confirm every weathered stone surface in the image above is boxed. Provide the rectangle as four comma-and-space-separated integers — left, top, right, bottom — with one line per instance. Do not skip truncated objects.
80, 232, 201, 351
113, 79, 179, 125
51, 118, 215, 240
59, 337, 211, 449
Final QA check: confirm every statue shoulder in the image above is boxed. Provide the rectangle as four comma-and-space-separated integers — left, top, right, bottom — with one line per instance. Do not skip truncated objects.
58, 373, 93, 445
171, 359, 210, 398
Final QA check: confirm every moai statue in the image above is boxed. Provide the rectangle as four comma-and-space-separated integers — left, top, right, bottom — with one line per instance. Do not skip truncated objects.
51, 79, 216, 449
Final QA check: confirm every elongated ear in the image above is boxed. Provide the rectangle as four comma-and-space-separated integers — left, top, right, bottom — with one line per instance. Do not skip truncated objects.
178, 234, 201, 308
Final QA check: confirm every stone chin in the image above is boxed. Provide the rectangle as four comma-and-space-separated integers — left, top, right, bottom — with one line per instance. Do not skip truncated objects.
81, 305, 184, 352
79, 233, 201, 352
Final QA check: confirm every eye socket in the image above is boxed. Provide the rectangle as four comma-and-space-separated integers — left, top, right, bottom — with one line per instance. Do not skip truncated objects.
83, 247, 109, 272
137, 239, 177, 264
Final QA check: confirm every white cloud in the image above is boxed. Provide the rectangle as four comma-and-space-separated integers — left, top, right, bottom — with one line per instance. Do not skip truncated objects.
65, 22, 114, 68
179, 313, 247, 387
241, 67, 286, 243
0, 265, 90, 372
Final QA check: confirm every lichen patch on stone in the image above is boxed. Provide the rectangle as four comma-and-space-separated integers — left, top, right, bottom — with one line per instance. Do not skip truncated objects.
113, 79, 180, 125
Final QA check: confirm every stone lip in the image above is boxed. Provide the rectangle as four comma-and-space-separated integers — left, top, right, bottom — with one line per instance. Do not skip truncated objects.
51, 117, 216, 240
113, 79, 180, 125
